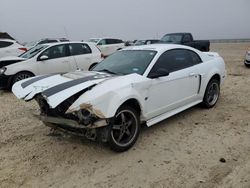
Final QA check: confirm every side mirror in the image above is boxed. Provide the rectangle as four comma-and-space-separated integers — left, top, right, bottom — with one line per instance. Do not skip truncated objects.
148, 68, 169, 79
39, 55, 49, 61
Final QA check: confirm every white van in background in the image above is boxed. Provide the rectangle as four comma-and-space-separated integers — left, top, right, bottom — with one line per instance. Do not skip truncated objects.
88, 38, 125, 57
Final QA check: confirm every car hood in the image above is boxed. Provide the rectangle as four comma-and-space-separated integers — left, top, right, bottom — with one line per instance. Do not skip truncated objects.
0, 56, 27, 62
12, 71, 147, 108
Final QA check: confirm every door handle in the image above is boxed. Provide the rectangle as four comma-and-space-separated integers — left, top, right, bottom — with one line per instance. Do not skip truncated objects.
62, 61, 69, 63
189, 73, 196, 77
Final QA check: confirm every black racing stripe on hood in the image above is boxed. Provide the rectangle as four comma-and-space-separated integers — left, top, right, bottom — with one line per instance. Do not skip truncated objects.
42, 73, 112, 98
21, 74, 56, 88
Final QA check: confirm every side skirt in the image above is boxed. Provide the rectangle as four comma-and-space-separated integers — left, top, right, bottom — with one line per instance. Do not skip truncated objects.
146, 100, 202, 127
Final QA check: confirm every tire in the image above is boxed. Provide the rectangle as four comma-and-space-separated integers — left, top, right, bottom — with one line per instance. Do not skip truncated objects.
12, 72, 34, 86
202, 79, 220, 108
107, 105, 140, 152
244, 62, 250, 68
89, 63, 98, 71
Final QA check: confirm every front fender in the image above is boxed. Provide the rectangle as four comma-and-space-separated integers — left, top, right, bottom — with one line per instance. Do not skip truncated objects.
67, 82, 149, 119
5, 60, 37, 76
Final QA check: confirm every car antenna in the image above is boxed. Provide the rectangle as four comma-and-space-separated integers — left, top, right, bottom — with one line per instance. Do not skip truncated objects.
64, 26, 80, 71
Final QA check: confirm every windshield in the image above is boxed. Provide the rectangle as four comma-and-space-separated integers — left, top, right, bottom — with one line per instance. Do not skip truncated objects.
161, 34, 182, 43
19, 45, 48, 59
25, 41, 38, 47
93, 50, 157, 75
88, 39, 100, 43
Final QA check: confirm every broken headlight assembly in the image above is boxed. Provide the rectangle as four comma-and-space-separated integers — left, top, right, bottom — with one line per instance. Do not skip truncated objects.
76, 109, 98, 126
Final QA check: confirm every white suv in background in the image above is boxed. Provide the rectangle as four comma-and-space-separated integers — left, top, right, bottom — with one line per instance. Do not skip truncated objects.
0, 42, 103, 89
245, 51, 250, 67
88, 38, 125, 57
0, 39, 27, 58
25, 38, 69, 49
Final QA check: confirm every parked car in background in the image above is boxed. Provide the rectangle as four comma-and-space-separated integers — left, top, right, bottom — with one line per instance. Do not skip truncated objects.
12, 44, 226, 152
134, 39, 159, 46
160, 33, 210, 52
88, 38, 125, 57
245, 51, 250, 67
0, 39, 27, 58
25, 38, 69, 49
0, 42, 103, 89
0, 56, 28, 69
0, 44, 48, 68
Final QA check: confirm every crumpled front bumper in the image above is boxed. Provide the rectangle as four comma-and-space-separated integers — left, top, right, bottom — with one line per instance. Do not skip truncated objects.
34, 114, 110, 141
34, 114, 108, 129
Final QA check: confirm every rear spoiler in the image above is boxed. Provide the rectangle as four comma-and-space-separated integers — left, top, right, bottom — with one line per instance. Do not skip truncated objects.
203, 52, 220, 57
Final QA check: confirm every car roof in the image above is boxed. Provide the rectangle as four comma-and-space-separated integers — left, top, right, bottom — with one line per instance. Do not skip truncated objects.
0, 39, 17, 43
89, 38, 122, 40
40, 38, 68, 41
43, 41, 94, 46
164, 32, 190, 35
124, 44, 198, 53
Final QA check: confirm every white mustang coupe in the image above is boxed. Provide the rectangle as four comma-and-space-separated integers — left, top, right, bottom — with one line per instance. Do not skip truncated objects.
12, 44, 226, 152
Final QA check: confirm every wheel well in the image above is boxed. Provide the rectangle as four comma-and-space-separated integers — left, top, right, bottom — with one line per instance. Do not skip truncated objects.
120, 99, 141, 114
9, 71, 35, 87
89, 63, 98, 70
210, 74, 221, 84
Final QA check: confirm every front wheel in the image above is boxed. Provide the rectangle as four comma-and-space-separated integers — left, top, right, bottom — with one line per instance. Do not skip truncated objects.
12, 72, 34, 87
108, 105, 140, 152
202, 79, 220, 108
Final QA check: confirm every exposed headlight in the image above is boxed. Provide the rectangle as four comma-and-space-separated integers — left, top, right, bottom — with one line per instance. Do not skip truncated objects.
0, 67, 7, 74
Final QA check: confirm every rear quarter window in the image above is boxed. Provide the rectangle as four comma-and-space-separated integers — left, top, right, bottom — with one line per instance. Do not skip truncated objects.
114, 39, 123, 44
69, 43, 92, 55
106, 39, 123, 44
0, 41, 14, 48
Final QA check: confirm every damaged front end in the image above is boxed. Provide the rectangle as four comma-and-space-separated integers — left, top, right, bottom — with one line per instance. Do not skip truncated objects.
34, 93, 111, 141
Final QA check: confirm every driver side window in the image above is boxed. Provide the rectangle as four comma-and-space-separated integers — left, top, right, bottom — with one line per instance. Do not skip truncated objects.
40, 44, 66, 60
148, 49, 201, 77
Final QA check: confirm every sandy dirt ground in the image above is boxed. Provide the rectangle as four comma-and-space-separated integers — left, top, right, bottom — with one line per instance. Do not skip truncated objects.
0, 43, 250, 188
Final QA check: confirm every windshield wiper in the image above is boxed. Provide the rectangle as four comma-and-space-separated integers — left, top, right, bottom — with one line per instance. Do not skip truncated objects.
98, 69, 118, 75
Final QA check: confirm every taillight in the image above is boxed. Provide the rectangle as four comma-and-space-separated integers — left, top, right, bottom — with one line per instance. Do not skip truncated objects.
18, 47, 27, 52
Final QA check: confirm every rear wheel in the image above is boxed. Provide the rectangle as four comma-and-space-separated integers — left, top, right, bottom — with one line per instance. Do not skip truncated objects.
108, 105, 140, 152
202, 79, 220, 108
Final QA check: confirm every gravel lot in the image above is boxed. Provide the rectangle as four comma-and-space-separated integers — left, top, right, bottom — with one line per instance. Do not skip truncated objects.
0, 43, 250, 188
